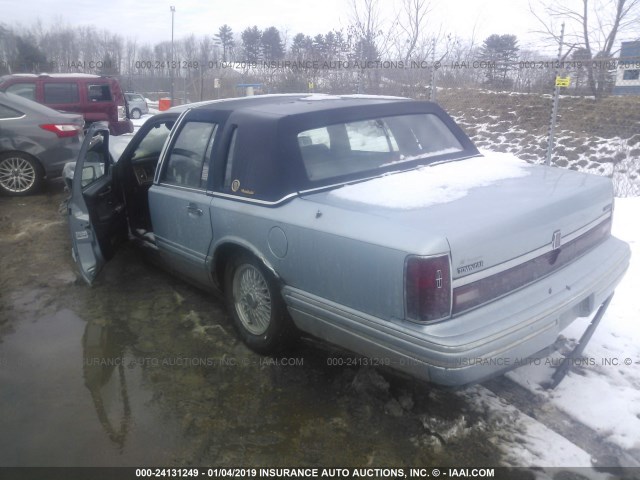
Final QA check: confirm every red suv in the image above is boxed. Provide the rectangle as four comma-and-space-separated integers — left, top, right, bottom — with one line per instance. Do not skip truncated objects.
0, 73, 133, 135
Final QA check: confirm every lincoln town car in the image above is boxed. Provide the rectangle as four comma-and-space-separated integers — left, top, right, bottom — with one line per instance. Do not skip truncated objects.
67, 94, 630, 386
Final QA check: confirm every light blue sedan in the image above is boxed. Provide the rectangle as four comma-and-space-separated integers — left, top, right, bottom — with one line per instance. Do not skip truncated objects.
67, 94, 630, 386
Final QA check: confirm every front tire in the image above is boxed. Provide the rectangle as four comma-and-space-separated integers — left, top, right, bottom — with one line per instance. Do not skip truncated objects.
130, 108, 141, 119
224, 253, 295, 354
0, 152, 43, 196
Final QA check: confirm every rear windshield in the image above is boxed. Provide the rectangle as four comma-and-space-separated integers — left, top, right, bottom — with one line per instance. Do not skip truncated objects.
297, 113, 463, 181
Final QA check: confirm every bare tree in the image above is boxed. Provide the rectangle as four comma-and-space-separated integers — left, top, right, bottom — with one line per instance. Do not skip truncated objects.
348, 0, 398, 92
530, 0, 640, 98
348, 0, 395, 60
396, 0, 433, 63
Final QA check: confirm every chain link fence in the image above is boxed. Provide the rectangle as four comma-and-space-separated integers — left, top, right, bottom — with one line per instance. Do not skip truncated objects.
121, 58, 640, 197
427, 62, 640, 197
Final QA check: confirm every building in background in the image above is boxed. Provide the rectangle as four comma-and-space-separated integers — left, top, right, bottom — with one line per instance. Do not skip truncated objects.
613, 41, 640, 95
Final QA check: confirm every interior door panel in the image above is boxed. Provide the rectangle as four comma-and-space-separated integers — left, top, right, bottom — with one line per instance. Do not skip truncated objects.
82, 167, 127, 261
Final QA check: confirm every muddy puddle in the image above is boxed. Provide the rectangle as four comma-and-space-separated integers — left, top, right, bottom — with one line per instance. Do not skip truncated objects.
0, 184, 508, 468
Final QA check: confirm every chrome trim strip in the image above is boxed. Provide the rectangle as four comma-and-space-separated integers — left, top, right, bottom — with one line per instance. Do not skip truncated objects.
209, 190, 300, 206
0, 114, 26, 121
452, 212, 612, 288
157, 182, 206, 194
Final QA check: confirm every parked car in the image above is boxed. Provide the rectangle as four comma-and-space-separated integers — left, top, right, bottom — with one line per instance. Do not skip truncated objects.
0, 91, 83, 195
0, 73, 133, 135
67, 94, 630, 386
124, 92, 149, 119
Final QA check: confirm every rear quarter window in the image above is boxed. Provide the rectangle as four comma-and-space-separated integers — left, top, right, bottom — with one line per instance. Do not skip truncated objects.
5, 83, 36, 101
0, 103, 23, 119
44, 83, 79, 104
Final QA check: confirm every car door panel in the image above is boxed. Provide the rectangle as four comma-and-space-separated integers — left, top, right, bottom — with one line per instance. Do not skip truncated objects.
82, 173, 127, 259
148, 185, 214, 286
68, 124, 126, 284
146, 117, 220, 287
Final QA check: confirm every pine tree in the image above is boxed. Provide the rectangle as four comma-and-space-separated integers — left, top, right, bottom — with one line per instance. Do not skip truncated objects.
216, 25, 235, 62
479, 34, 519, 89
241, 26, 262, 63
262, 27, 284, 62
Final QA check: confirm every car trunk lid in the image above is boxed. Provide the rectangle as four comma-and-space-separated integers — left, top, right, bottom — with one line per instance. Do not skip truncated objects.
302, 153, 613, 313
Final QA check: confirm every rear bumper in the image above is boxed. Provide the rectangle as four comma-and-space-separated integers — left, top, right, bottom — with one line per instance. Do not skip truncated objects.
283, 236, 630, 386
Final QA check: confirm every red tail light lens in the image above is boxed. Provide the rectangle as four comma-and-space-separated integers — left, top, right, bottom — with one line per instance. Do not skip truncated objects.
39, 124, 81, 138
405, 254, 451, 322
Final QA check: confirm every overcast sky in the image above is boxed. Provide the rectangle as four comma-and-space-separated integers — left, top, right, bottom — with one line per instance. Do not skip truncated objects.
0, 0, 634, 55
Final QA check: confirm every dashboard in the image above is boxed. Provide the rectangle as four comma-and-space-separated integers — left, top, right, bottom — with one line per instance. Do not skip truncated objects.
132, 163, 156, 186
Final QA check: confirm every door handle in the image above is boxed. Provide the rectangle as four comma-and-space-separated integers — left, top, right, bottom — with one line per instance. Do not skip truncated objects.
98, 186, 112, 198
186, 203, 203, 216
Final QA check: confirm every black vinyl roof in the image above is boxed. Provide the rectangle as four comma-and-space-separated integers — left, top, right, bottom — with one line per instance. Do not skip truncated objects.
176, 94, 478, 204
190, 94, 412, 116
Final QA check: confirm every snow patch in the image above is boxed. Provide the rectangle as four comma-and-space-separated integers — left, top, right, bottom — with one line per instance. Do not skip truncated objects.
330, 150, 531, 209
506, 197, 640, 454
301, 94, 343, 101
467, 386, 594, 467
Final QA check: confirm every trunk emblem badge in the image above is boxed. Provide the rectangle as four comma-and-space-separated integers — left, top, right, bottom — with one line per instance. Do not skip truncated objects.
552, 230, 562, 250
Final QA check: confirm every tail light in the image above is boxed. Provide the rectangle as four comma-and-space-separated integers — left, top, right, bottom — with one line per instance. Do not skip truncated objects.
405, 254, 451, 322
39, 124, 82, 138
117, 105, 127, 121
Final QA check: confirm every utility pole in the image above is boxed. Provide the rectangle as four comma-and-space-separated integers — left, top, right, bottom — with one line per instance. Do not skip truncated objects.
170, 6, 175, 105
545, 22, 565, 166
429, 38, 437, 102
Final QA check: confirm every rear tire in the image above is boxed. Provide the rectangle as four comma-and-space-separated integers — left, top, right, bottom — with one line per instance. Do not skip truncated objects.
131, 108, 141, 119
224, 253, 295, 354
0, 152, 43, 196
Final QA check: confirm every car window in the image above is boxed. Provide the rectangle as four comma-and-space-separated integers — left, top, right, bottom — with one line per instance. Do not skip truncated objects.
162, 121, 217, 190
298, 113, 464, 181
346, 119, 399, 152
5, 83, 36, 101
44, 83, 79, 104
131, 121, 174, 162
0, 103, 23, 119
81, 133, 110, 188
88, 84, 112, 102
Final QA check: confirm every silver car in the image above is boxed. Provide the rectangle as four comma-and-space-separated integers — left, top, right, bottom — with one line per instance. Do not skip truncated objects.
125, 92, 149, 119
67, 94, 630, 386
0, 91, 84, 195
